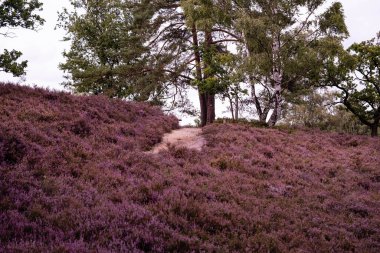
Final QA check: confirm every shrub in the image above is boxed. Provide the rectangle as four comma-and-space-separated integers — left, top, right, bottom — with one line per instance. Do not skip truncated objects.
0, 134, 27, 165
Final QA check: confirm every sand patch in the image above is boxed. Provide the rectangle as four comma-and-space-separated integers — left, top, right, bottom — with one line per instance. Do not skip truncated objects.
149, 128, 205, 154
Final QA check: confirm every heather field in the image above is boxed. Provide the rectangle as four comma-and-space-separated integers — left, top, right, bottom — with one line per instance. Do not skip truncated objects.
1, 83, 380, 252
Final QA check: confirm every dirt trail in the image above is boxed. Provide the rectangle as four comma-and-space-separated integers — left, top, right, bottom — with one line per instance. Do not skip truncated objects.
149, 128, 205, 154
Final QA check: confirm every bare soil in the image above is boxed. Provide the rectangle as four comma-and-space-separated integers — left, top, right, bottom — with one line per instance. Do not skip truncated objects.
149, 127, 205, 154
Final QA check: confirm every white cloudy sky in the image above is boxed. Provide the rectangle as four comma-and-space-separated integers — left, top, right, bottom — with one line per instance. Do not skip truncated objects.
0, 0, 379, 91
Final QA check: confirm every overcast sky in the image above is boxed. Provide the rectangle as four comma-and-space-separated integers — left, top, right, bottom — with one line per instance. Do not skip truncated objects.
0, 0, 379, 91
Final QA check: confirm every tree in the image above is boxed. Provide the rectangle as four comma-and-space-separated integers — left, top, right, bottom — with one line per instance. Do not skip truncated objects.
59, 1, 256, 126
58, 0, 352, 130
218, 53, 247, 120
234, 0, 348, 126
0, 0, 44, 76
58, 0, 166, 100
283, 89, 370, 134
324, 34, 380, 137
148, 0, 240, 126
284, 89, 336, 129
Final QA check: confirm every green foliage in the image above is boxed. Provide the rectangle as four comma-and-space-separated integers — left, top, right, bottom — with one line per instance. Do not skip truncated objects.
235, 0, 348, 125
182, 0, 237, 95
329, 106, 370, 135
323, 33, 380, 136
284, 90, 335, 129
283, 89, 369, 135
215, 117, 269, 128
181, 0, 232, 30
195, 50, 240, 94
58, 0, 163, 100
56, 0, 377, 136
0, 0, 44, 29
0, 0, 44, 76
0, 49, 27, 76
319, 2, 349, 37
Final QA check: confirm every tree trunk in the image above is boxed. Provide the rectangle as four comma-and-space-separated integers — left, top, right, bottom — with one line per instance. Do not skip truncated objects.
199, 93, 207, 127
191, 24, 207, 127
250, 78, 272, 124
268, 33, 283, 127
371, 125, 378, 137
206, 93, 215, 124
268, 88, 282, 126
229, 96, 234, 120
204, 29, 215, 125
234, 95, 239, 120
371, 117, 379, 136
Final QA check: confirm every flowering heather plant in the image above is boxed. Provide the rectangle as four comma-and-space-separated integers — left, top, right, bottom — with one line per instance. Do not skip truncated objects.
1, 83, 380, 252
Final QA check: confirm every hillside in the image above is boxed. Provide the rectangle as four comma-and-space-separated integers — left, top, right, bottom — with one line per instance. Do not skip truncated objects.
1, 84, 380, 252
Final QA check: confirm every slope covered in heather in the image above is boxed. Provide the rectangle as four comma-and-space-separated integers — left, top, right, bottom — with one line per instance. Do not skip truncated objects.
1, 83, 380, 252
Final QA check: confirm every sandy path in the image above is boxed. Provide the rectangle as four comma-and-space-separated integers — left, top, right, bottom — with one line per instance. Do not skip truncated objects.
149, 128, 205, 154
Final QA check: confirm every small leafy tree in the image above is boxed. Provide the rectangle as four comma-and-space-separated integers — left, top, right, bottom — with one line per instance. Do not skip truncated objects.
283, 89, 369, 135
284, 90, 337, 129
0, 0, 44, 76
217, 54, 247, 120
324, 34, 380, 136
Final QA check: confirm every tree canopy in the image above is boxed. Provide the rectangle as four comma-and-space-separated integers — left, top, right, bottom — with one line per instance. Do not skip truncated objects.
58, 0, 161, 100
323, 34, 380, 136
58, 0, 380, 136
0, 0, 44, 76
233, 0, 348, 125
